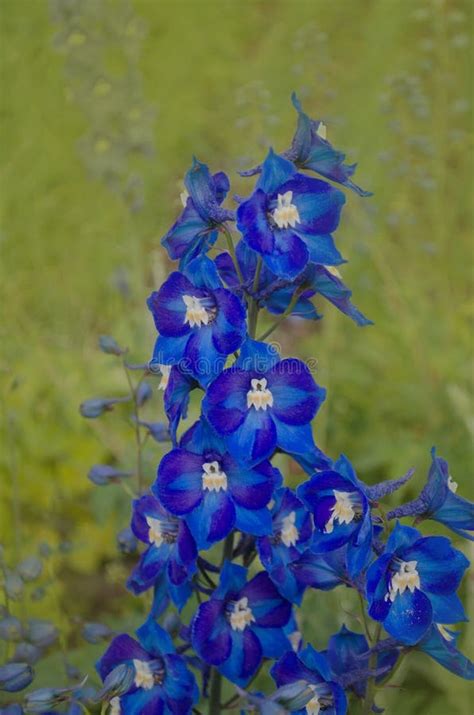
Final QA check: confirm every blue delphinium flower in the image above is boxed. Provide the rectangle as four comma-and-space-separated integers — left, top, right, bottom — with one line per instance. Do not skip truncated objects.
387, 448, 474, 540
325, 626, 369, 699
216, 241, 371, 327
127, 493, 197, 611
417, 624, 474, 680
297, 455, 374, 579
257, 488, 313, 604
96, 618, 198, 714
240, 94, 371, 198
366, 522, 469, 645
154, 418, 277, 549
237, 149, 346, 279
192, 562, 292, 686
271, 645, 347, 715
204, 338, 327, 466
150, 362, 201, 445
161, 158, 234, 267
286, 94, 372, 196
147, 256, 246, 387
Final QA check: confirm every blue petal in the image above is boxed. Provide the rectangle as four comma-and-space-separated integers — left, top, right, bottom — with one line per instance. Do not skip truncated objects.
257, 148, 296, 194
298, 232, 345, 266
383, 589, 433, 645
428, 592, 468, 624
404, 536, 469, 595
236, 337, 280, 372
386, 522, 421, 554
274, 420, 316, 457
183, 255, 222, 291
218, 628, 262, 687
136, 618, 175, 656
252, 626, 291, 659
234, 505, 272, 536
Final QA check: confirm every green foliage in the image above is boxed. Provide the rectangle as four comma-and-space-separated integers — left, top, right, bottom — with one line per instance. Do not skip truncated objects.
0, 0, 472, 712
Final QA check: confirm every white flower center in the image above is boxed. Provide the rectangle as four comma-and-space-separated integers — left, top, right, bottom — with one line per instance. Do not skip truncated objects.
437, 623, 455, 642
324, 491, 355, 534
316, 121, 327, 140
202, 461, 228, 492
146, 516, 164, 547
288, 629, 302, 652
324, 264, 341, 279
109, 697, 121, 715
229, 597, 255, 632
272, 191, 301, 229
180, 189, 189, 207
306, 688, 321, 715
183, 295, 210, 328
385, 560, 420, 602
247, 378, 274, 411
281, 511, 299, 547
447, 475, 458, 493
158, 364, 171, 391
133, 659, 154, 690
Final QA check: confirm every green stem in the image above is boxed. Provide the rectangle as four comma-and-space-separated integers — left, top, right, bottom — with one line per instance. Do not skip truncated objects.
222, 224, 244, 284
358, 592, 373, 644
257, 289, 302, 341
362, 622, 382, 714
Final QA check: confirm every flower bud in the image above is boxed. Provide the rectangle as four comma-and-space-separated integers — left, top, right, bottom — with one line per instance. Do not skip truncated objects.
12, 642, 42, 664
137, 420, 170, 443
4, 572, 24, 601
25, 619, 58, 648
17, 556, 42, 582
116, 528, 137, 554
82, 622, 114, 644
95, 662, 135, 701
79, 396, 129, 419
136, 381, 153, 406
88, 465, 132, 486
0, 616, 23, 642
0, 662, 34, 692
98, 335, 125, 356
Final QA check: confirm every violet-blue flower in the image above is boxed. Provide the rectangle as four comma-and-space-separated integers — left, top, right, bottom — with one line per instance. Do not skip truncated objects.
240, 94, 372, 198
366, 522, 469, 645
96, 618, 198, 715
237, 149, 345, 279
271, 645, 347, 715
162, 158, 233, 267
154, 418, 277, 549
257, 488, 313, 604
127, 493, 197, 611
387, 448, 474, 540
216, 242, 371, 327
204, 338, 327, 466
148, 256, 246, 387
192, 561, 292, 686
297, 455, 373, 579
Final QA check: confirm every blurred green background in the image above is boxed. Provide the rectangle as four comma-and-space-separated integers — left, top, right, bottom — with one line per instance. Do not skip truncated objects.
0, 0, 472, 712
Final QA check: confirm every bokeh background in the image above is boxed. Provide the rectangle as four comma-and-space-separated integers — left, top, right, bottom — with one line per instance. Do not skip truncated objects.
1, 0, 473, 712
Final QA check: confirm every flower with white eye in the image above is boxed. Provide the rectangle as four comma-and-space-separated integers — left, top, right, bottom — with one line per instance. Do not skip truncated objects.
272, 191, 301, 229
247, 377, 274, 411
148, 256, 246, 387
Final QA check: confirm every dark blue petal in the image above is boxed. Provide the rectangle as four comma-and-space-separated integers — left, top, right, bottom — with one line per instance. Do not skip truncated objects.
192, 599, 231, 666
218, 628, 262, 686
385, 522, 421, 554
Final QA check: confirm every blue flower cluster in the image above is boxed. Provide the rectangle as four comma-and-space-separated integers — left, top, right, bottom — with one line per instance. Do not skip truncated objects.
3, 95, 472, 715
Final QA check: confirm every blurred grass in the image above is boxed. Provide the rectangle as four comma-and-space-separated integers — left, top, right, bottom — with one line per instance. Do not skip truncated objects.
0, 0, 473, 712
